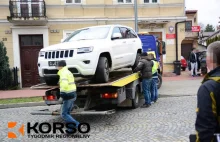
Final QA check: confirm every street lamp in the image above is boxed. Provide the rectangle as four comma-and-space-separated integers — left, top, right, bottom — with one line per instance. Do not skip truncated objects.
134, 0, 138, 32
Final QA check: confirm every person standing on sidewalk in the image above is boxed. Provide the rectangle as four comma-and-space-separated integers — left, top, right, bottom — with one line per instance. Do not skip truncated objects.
194, 41, 220, 141
148, 53, 158, 103
57, 60, 80, 133
133, 52, 154, 108
189, 48, 198, 77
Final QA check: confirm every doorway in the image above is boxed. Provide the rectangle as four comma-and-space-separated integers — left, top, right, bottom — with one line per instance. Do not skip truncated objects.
19, 35, 43, 87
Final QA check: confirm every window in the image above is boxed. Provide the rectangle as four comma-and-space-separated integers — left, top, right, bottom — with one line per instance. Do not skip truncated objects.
194, 17, 197, 23
66, 0, 81, 4
143, 0, 159, 3
119, 27, 130, 39
185, 21, 192, 31
118, 0, 132, 3
64, 27, 111, 42
129, 29, 137, 38
111, 27, 122, 39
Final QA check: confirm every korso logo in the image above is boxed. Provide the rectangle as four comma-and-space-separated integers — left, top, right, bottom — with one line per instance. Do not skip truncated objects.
8, 122, 25, 139
8, 122, 90, 139
169, 26, 174, 33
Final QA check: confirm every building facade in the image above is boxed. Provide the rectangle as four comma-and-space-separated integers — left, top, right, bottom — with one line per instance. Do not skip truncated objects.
181, 10, 198, 60
0, 0, 187, 87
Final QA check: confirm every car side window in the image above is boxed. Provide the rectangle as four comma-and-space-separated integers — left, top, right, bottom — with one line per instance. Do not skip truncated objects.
120, 27, 130, 39
129, 29, 137, 38
111, 27, 122, 39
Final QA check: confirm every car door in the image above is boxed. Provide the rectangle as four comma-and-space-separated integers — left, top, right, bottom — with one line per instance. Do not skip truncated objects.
111, 27, 126, 69
119, 27, 132, 66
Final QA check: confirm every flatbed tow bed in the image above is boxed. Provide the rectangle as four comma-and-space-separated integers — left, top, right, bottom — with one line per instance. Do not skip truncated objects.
30, 70, 142, 116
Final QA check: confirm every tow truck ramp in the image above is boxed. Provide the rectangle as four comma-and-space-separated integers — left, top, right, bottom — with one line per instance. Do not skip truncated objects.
30, 70, 141, 116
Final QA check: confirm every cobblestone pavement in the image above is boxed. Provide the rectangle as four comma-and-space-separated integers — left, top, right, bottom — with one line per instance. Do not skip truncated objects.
0, 96, 196, 142
159, 78, 202, 96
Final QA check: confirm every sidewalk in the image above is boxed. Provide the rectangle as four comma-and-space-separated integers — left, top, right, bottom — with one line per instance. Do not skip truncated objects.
0, 70, 203, 99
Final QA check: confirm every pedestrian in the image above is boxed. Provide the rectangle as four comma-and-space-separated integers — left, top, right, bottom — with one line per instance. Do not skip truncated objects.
189, 48, 198, 77
148, 53, 158, 103
133, 52, 154, 108
194, 41, 220, 141
56, 60, 80, 134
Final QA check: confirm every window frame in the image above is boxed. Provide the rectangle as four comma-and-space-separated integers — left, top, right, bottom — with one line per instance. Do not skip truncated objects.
65, 0, 82, 4
185, 21, 192, 32
143, 0, 159, 4
117, 0, 134, 4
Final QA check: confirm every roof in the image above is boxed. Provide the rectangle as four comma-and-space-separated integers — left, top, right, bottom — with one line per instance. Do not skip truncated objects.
206, 30, 220, 40
186, 10, 197, 14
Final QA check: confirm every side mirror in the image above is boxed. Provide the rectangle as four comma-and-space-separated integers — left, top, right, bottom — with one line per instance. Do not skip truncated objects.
61, 38, 65, 43
112, 33, 122, 40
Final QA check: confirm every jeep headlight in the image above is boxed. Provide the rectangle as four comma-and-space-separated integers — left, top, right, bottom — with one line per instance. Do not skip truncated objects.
39, 51, 45, 57
77, 47, 93, 54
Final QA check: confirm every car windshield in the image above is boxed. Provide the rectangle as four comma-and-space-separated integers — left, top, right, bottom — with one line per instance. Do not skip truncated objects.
64, 27, 110, 42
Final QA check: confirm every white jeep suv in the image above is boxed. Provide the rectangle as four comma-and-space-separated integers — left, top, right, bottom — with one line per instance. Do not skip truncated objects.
38, 25, 142, 85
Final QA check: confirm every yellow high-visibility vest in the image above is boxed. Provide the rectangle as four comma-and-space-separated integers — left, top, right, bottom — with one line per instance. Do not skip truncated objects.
152, 60, 158, 74
57, 66, 76, 93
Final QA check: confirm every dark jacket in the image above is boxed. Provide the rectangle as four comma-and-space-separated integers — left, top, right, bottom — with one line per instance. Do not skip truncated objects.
195, 66, 220, 142
133, 56, 153, 79
190, 52, 197, 63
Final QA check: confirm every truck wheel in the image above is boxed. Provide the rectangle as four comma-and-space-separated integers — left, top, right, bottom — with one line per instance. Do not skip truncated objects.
44, 77, 59, 86
95, 57, 109, 83
132, 86, 140, 109
132, 53, 141, 71
157, 74, 162, 89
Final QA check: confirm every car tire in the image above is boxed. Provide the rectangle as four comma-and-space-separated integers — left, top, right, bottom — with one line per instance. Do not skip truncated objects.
157, 74, 162, 89
44, 77, 59, 86
181, 67, 186, 71
132, 86, 140, 109
132, 53, 141, 71
94, 57, 110, 83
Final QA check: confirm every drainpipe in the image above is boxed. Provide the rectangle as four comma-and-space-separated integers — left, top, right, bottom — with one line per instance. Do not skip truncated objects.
134, 0, 138, 32
175, 21, 186, 61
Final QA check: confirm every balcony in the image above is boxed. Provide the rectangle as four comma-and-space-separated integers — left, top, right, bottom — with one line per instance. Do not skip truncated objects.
7, 0, 47, 26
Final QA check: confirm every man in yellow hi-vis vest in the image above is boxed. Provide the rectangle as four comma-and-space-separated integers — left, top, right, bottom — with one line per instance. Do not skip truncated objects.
148, 53, 158, 103
57, 60, 79, 133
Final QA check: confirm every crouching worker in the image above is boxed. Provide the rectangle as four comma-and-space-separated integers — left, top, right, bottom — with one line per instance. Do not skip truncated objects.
149, 53, 158, 103
57, 60, 80, 133
133, 52, 154, 108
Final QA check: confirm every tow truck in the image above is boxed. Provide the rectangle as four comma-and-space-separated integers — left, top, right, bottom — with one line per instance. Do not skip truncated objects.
31, 33, 165, 116
31, 70, 143, 116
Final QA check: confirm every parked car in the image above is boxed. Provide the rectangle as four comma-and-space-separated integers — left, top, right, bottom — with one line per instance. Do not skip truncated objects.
38, 25, 143, 85
197, 51, 207, 74
181, 56, 187, 71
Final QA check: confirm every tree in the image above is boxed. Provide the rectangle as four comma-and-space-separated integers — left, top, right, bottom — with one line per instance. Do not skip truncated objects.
204, 24, 215, 32
0, 41, 12, 90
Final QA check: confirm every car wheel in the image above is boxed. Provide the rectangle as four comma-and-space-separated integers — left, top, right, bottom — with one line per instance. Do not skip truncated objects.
157, 74, 162, 89
132, 53, 141, 71
44, 77, 59, 86
132, 86, 140, 109
95, 57, 110, 83
182, 67, 186, 71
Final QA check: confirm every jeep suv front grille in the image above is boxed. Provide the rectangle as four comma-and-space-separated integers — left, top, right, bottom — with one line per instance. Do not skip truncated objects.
45, 50, 74, 59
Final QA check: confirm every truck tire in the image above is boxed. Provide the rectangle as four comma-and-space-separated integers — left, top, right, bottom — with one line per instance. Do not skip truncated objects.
95, 57, 110, 83
157, 74, 162, 89
44, 77, 59, 86
132, 86, 140, 109
132, 53, 141, 71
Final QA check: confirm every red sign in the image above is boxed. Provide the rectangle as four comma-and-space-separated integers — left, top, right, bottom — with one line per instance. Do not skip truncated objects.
166, 34, 176, 39
191, 26, 200, 32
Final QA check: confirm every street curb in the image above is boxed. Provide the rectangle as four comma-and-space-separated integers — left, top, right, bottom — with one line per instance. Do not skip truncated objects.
159, 94, 197, 98
0, 101, 46, 109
